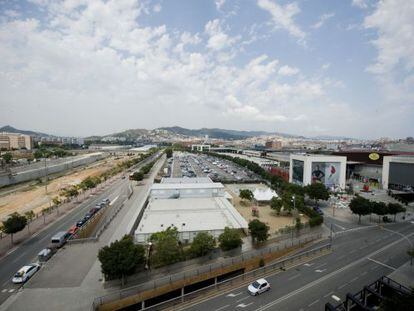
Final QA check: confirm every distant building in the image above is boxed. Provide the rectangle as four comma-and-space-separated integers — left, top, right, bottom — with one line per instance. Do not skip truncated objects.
265, 140, 282, 150
0, 132, 33, 150
191, 144, 211, 152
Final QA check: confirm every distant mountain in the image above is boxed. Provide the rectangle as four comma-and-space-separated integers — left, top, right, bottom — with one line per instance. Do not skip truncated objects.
109, 128, 149, 138
157, 126, 273, 140
0, 125, 50, 137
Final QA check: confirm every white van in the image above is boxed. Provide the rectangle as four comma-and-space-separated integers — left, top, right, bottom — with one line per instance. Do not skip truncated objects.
50, 231, 68, 248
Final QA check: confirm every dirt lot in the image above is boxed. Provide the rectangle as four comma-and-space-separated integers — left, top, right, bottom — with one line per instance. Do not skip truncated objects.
0, 156, 127, 220
225, 184, 307, 235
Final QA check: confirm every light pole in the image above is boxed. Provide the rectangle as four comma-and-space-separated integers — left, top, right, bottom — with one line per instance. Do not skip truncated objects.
291, 195, 296, 242
44, 157, 48, 194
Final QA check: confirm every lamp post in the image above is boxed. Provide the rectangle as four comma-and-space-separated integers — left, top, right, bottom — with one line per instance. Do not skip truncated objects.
291, 195, 296, 242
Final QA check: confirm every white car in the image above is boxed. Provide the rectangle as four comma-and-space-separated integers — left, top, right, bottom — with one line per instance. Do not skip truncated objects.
12, 264, 40, 284
247, 278, 271, 296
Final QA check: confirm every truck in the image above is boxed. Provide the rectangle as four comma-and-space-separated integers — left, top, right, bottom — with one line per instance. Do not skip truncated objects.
50, 231, 68, 249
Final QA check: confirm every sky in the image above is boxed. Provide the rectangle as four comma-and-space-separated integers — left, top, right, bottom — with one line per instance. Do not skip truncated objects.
0, 0, 413, 138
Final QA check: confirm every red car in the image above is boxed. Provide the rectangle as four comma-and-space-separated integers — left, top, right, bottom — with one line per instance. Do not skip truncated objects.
67, 225, 78, 235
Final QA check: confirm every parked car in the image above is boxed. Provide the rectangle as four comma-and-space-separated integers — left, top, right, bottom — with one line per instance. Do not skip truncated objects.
12, 264, 40, 284
102, 198, 110, 205
313, 206, 324, 215
247, 278, 271, 296
67, 225, 78, 235
50, 231, 68, 248
89, 207, 99, 215
38, 248, 53, 263
76, 219, 87, 227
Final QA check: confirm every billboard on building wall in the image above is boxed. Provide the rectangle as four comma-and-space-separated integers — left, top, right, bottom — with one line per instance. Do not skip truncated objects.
311, 162, 341, 187
292, 160, 304, 185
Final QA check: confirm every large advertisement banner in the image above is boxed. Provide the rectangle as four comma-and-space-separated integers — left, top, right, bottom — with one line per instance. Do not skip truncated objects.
292, 160, 304, 185
311, 162, 341, 187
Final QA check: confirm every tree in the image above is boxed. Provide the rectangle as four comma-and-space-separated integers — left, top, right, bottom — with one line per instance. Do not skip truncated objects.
387, 202, 406, 222
248, 219, 270, 243
98, 235, 145, 285
349, 195, 372, 224
150, 227, 182, 266
165, 148, 173, 158
130, 171, 144, 181
52, 196, 61, 206
2, 152, 12, 164
305, 183, 330, 206
239, 189, 254, 201
189, 232, 215, 257
270, 196, 283, 215
218, 227, 243, 251
281, 192, 296, 214
2, 212, 27, 244
24, 210, 35, 233
371, 201, 388, 223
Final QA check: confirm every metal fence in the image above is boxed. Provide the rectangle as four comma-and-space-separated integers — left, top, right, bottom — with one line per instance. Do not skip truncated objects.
92, 232, 326, 310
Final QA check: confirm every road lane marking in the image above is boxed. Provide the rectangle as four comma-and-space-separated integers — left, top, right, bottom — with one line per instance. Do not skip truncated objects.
308, 299, 319, 307
237, 302, 253, 308
333, 224, 346, 230
254, 233, 414, 311
109, 195, 119, 206
338, 283, 348, 290
361, 271, 367, 276
367, 258, 396, 271
215, 305, 230, 311
323, 291, 334, 298
303, 263, 314, 267
288, 274, 301, 281
315, 269, 326, 273
227, 292, 243, 297
8, 289, 14, 293
314, 262, 327, 269
1, 289, 7, 293
349, 277, 359, 283
236, 296, 250, 303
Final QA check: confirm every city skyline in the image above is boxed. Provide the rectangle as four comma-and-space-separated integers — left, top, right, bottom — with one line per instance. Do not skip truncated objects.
1, 0, 413, 138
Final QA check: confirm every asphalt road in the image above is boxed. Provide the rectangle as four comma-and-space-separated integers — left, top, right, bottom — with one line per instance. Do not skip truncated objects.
0, 176, 129, 304
182, 222, 414, 311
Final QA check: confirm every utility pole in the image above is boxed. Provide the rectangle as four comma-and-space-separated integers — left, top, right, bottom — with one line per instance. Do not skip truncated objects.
44, 157, 48, 194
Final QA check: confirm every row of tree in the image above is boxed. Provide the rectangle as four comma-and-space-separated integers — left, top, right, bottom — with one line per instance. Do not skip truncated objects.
349, 195, 406, 223
206, 152, 327, 227
129, 160, 156, 181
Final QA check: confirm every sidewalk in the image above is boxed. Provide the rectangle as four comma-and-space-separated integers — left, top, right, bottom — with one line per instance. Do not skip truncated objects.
388, 261, 414, 288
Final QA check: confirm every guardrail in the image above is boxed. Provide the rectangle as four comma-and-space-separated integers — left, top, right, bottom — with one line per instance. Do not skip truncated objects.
140, 243, 331, 311
92, 233, 326, 310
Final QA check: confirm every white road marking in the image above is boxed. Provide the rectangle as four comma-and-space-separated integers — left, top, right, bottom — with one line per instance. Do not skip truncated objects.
303, 263, 314, 267
227, 292, 243, 297
323, 291, 334, 298
254, 233, 414, 311
308, 299, 320, 307
288, 274, 301, 281
338, 283, 348, 290
236, 296, 250, 303
349, 277, 359, 283
361, 271, 367, 276
215, 305, 230, 311
367, 258, 396, 271
315, 269, 326, 273
333, 223, 346, 230
6, 248, 17, 256
8, 289, 14, 293
237, 302, 253, 308
332, 295, 341, 302
1, 289, 7, 293
109, 195, 119, 206
314, 262, 327, 269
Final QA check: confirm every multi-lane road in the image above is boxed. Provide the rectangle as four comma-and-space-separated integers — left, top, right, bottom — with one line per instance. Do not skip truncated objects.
181, 222, 414, 311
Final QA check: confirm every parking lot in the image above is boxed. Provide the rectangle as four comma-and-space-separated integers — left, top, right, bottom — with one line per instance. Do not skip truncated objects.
170, 152, 261, 183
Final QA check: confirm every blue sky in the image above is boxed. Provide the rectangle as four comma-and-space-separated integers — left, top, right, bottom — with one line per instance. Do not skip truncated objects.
0, 0, 413, 138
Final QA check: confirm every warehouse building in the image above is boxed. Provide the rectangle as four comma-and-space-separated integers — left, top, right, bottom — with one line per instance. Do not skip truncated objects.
135, 177, 248, 243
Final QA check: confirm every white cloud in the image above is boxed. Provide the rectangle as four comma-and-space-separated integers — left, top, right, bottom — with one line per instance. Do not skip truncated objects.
278, 65, 299, 76
204, 19, 238, 51
352, 0, 369, 9
257, 0, 305, 40
312, 13, 335, 29
215, 0, 225, 11
153, 4, 162, 13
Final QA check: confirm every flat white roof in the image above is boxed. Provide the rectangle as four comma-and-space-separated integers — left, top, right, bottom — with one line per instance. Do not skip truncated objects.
152, 182, 224, 190
136, 197, 248, 234
161, 177, 213, 184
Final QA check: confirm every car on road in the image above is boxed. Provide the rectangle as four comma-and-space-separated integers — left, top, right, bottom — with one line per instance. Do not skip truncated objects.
12, 264, 40, 284
38, 248, 53, 263
313, 206, 324, 215
50, 231, 69, 248
247, 278, 271, 296
67, 225, 78, 235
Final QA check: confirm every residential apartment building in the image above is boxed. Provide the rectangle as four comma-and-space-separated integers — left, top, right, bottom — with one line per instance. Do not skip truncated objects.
0, 132, 33, 150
